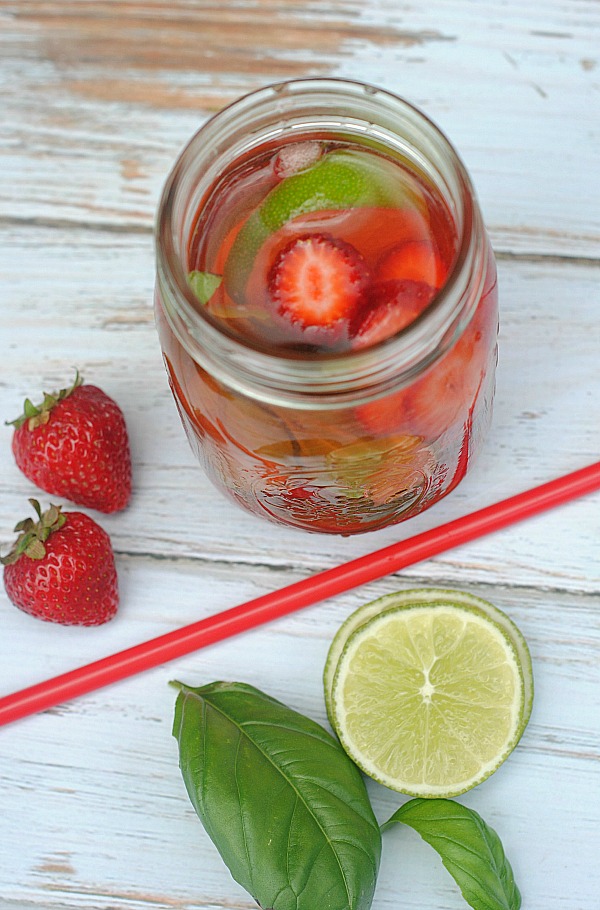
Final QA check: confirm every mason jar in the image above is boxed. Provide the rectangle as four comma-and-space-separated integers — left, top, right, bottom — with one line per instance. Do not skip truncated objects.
154, 78, 498, 535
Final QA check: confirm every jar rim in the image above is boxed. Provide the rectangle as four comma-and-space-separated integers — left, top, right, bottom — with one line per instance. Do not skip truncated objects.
155, 77, 486, 406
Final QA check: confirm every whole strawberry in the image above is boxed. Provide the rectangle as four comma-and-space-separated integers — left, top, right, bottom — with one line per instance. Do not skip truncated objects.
9, 372, 131, 513
2, 500, 119, 626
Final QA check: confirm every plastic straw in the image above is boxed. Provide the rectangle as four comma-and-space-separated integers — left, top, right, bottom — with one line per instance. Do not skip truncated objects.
1, 460, 599, 728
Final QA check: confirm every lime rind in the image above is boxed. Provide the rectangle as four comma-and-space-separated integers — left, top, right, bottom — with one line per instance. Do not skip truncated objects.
331, 605, 525, 797
324, 588, 533, 734
224, 149, 425, 301
327, 594, 533, 798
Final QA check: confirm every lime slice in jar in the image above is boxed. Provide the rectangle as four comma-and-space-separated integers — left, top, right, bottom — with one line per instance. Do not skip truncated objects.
224, 148, 425, 302
327, 592, 533, 798
324, 435, 431, 505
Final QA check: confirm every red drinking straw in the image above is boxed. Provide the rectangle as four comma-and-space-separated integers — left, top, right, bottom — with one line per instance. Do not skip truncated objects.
1, 461, 599, 728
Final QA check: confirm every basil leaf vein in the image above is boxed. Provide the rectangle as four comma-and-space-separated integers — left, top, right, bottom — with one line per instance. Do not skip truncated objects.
173, 680, 381, 910
382, 798, 521, 910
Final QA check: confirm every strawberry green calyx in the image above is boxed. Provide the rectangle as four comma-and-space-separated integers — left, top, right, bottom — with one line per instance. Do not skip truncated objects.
6, 371, 83, 431
1, 499, 67, 566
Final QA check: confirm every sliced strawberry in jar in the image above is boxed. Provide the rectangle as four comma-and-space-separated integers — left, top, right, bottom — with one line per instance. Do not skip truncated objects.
406, 330, 486, 440
351, 279, 436, 350
354, 387, 413, 437
269, 233, 368, 328
375, 239, 446, 288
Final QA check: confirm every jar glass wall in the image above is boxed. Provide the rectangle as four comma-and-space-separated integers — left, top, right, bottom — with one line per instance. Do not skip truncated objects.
155, 79, 498, 534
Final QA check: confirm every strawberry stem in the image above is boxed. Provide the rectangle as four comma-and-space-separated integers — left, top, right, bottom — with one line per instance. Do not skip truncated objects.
1, 500, 67, 566
6, 370, 83, 430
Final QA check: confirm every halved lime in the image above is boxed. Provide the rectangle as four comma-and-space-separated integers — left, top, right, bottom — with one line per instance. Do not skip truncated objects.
324, 588, 533, 731
224, 148, 425, 301
328, 593, 533, 798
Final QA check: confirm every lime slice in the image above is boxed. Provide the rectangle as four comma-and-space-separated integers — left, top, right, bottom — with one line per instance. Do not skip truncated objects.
324, 588, 533, 731
224, 149, 424, 301
329, 595, 533, 797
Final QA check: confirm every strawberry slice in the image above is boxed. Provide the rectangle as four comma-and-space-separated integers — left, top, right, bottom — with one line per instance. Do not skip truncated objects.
375, 239, 445, 287
269, 233, 368, 328
351, 279, 436, 350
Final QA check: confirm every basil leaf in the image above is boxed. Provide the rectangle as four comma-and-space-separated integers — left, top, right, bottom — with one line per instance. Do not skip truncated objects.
172, 680, 381, 910
188, 270, 222, 304
382, 798, 521, 910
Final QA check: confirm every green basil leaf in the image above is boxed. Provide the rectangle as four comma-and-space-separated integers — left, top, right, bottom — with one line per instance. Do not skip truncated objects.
188, 270, 222, 304
172, 680, 381, 910
382, 798, 521, 910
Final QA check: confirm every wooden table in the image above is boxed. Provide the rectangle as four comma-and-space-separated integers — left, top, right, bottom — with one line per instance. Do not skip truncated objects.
1, 2, 599, 908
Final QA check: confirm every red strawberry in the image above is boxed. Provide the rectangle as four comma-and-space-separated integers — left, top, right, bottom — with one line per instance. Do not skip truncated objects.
353, 387, 412, 437
2, 500, 119, 626
375, 239, 445, 287
269, 233, 368, 329
351, 279, 436, 350
405, 333, 483, 439
9, 372, 131, 513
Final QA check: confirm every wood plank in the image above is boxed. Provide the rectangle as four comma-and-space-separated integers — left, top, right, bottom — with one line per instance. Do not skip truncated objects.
1, 559, 598, 908
1, 4, 599, 907
1, 1, 599, 256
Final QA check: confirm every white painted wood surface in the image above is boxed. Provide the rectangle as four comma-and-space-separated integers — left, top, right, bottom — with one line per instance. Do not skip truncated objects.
0, 2, 599, 909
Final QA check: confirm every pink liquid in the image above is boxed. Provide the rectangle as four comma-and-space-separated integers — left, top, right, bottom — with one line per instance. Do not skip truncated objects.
156, 136, 498, 533
187, 138, 458, 353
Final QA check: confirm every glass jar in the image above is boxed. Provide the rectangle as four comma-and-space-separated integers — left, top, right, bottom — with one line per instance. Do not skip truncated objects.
154, 78, 498, 535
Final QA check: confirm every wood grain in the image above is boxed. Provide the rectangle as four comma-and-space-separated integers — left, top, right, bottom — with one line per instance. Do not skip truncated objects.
0, 1, 599, 909
1, 227, 598, 591
2, 1, 599, 253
